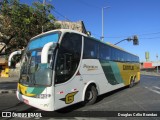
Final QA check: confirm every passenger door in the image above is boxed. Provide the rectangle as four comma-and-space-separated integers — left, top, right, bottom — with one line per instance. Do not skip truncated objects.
54, 33, 83, 110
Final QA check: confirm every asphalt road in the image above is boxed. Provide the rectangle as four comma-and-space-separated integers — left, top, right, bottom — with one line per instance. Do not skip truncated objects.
0, 75, 160, 120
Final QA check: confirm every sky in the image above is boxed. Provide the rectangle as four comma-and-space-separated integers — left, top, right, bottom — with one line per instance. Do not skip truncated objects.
20, 0, 160, 62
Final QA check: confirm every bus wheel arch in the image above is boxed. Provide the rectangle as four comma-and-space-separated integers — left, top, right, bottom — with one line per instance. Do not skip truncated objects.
82, 82, 98, 105
134, 75, 137, 82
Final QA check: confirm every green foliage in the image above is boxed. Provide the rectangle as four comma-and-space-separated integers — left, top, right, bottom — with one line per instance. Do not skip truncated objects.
0, 0, 60, 55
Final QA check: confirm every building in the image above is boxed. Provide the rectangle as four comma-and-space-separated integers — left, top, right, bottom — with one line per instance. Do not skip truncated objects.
55, 20, 88, 35
140, 52, 160, 72
141, 61, 160, 72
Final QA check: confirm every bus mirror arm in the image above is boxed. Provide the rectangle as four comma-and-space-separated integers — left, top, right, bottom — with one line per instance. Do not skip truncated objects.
41, 42, 58, 64
8, 50, 22, 67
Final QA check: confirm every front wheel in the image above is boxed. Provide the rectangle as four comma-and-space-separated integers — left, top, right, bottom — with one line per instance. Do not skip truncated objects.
84, 86, 98, 105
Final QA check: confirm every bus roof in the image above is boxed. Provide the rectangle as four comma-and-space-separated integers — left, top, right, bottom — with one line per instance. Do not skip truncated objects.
30, 29, 88, 41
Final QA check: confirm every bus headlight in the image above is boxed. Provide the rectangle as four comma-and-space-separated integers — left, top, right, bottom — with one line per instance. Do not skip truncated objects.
35, 94, 51, 99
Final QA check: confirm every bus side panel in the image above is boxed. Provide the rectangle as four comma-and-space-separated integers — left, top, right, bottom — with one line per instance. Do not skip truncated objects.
54, 75, 85, 110
99, 60, 124, 85
80, 59, 125, 95
100, 61, 140, 86
137, 71, 141, 81
80, 59, 108, 95
117, 62, 140, 85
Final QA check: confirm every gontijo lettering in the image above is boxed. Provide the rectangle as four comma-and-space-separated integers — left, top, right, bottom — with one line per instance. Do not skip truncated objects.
123, 65, 134, 70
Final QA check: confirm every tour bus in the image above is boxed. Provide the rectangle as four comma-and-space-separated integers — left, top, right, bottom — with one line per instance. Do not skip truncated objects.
13, 29, 140, 111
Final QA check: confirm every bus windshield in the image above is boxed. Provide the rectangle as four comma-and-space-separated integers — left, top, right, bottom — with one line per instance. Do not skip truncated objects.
19, 32, 60, 86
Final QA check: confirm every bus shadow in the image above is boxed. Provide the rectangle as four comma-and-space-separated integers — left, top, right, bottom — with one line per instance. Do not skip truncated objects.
0, 102, 24, 111
56, 86, 129, 113
96, 86, 128, 103
56, 102, 85, 113
96, 82, 140, 104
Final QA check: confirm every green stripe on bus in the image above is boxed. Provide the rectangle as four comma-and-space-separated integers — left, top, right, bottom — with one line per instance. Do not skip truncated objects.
26, 87, 45, 95
99, 60, 124, 85
109, 61, 123, 84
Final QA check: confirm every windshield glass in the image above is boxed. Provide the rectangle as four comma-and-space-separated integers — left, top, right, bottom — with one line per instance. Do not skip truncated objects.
19, 32, 60, 86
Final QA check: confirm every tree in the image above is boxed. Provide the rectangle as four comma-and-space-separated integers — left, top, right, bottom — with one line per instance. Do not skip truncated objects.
0, 0, 60, 55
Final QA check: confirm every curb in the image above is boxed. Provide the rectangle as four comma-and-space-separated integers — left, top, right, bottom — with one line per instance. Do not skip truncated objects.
141, 73, 160, 77
0, 89, 16, 94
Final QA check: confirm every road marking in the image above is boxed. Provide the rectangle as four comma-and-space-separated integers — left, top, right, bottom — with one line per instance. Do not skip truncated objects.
143, 76, 154, 79
145, 86, 160, 95
153, 86, 160, 90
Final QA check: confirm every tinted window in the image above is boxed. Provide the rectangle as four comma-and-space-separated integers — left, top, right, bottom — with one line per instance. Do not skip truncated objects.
83, 37, 98, 59
98, 43, 139, 63
83, 37, 139, 63
99, 43, 110, 60
55, 33, 82, 84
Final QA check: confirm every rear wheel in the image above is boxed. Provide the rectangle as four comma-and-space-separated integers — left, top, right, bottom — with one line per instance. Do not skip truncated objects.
84, 85, 98, 105
129, 77, 135, 88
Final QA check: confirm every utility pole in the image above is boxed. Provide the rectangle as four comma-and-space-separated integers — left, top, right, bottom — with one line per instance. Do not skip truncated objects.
101, 6, 110, 42
156, 54, 159, 73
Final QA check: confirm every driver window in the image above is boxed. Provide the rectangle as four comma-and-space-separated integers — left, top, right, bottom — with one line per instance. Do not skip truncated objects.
55, 33, 82, 84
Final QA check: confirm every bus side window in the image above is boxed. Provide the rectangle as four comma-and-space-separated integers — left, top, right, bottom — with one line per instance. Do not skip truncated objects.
83, 37, 98, 59
99, 43, 110, 61
91, 51, 95, 57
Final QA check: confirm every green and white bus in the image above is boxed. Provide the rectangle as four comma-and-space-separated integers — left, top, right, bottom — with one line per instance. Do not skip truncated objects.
15, 29, 140, 111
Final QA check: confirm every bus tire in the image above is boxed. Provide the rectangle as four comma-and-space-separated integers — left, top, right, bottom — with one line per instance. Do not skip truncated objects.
137, 80, 140, 84
129, 77, 134, 88
84, 85, 98, 105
